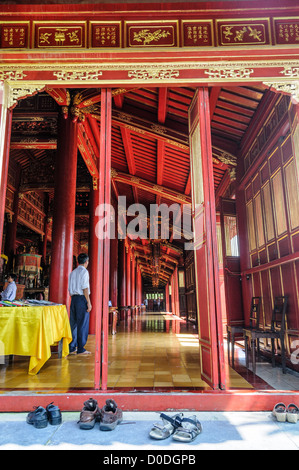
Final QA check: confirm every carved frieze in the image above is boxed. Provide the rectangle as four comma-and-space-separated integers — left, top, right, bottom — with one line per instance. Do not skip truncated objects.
0, 14, 298, 50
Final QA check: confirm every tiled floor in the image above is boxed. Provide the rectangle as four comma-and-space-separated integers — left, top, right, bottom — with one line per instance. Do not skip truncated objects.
228, 339, 299, 391
107, 313, 209, 389
0, 312, 251, 391
107, 313, 252, 389
3, 311, 299, 391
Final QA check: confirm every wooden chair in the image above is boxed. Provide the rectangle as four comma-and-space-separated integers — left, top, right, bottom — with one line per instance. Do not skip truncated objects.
227, 297, 261, 368
244, 295, 288, 375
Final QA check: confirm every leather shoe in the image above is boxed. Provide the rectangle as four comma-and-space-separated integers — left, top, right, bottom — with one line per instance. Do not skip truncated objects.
26, 406, 48, 429
99, 399, 123, 431
78, 398, 101, 430
46, 402, 62, 425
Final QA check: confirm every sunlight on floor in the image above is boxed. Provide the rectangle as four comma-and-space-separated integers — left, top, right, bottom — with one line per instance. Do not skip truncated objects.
0, 313, 254, 391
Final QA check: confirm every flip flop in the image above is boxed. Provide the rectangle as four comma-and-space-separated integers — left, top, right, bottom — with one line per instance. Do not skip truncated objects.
287, 404, 299, 423
172, 416, 202, 442
149, 413, 184, 440
272, 403, 287, 422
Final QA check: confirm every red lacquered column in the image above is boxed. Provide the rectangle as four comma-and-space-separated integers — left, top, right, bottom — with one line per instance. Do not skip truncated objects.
0, 90, 12, 256
136, 265, 142, 307
98, 89, 112, 391
109, 236, 118, 308
119, 240, 126, 309
126, 243, 131, 306
131, 251, 136, 307
41, 194, 50, 266
88, 180, 100, 334
49, 113, 78, 309
4, 166, 21, 269
173, 267, 180, 317
165, 283, 170, 313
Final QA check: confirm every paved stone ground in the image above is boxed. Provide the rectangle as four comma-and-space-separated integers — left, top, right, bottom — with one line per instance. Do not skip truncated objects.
0, 411, 299, 450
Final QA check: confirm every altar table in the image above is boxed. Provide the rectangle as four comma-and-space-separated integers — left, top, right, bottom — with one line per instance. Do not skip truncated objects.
0, 305, 72, 375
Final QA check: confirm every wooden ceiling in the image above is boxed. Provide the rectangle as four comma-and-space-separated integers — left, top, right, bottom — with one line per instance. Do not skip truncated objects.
9, 83, 270, 286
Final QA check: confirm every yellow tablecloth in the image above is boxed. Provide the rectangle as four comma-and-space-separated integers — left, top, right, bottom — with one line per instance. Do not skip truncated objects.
0, 305, 72, 375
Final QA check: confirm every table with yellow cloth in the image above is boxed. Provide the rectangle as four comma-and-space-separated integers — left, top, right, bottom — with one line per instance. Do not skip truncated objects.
0, 305, 72, 375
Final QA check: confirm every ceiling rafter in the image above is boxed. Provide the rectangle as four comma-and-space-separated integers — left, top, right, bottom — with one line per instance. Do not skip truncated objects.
158, 87, 168, 124
82, 118, 100, 160
156, 140, 165, 186
209, 86, 222, 121
120, 126, 138, 204
120, 126, 136, 176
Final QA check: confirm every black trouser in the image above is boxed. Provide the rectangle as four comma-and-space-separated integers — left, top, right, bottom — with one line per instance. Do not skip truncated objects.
69, 295, 90, 354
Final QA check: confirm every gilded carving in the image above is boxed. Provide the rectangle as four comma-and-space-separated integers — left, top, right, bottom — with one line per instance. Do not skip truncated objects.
125, 125, 146, 135
152, 185, 164, 193
264, 81, 299, 102
223, 25, 263, 43
0, 71, 27, 81
165, 139, 188, 150
215, 150, 237, 166
280, 67, 299, 78
52, 70, 103, 81
110, 168, 118, 178
132, 29, 171, 46
8, 85, 45, 109
117, 113, 132, 122
131, 176, 140, 184
204, 67, 254, 79
128, 69, 180, 80
151, 124, 167, 135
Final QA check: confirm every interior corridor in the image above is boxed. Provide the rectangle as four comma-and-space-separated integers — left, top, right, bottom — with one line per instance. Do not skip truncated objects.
107, 312, 208, 389
2, 310, 299, 392
0, 311, 255, 392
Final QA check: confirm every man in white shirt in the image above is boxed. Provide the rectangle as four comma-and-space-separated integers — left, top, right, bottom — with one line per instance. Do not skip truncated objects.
68, 253, 92, 355
1, 273, 17, 302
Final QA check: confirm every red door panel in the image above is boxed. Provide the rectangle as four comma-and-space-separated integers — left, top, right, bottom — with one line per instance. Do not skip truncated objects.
189, 88, 226, 390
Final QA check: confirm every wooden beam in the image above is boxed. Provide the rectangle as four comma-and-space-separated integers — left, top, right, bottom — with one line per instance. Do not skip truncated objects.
112, 110, 189, 150
77, 123, 99, 179
158, 87, 168, 124
209, 87, 221, 121
10, 138, 57, 150
87, 115, 101, 154
111, 168, 191, 205
156, 140, 165, 205
45, 87, 69, 106
82, 118, 100, 159
120, 126, 136, 175
184, 172, 191, 195
120, 126, 139, 204
156, 140, 165, 186
113, 93, 124, 109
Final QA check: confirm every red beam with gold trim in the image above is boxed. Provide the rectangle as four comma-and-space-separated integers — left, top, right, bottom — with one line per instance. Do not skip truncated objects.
111, 168, 191, 205
77, 123, 99, 179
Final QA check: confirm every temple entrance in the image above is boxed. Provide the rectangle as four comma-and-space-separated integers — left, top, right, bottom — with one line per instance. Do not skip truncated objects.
1, 82, 299, 397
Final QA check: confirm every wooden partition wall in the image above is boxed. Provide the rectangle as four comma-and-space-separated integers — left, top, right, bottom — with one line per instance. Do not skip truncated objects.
237, 94, 299, 371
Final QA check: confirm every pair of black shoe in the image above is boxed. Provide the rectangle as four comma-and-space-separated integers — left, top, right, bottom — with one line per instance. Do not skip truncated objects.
26, 402, 62, 429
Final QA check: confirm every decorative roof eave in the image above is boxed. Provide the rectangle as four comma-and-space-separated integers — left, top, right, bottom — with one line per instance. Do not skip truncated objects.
2, 59, 299, 108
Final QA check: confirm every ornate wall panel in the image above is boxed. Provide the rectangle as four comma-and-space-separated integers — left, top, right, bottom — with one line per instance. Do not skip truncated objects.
239, 96, 299, 368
